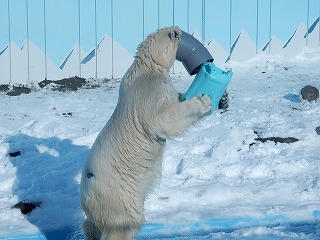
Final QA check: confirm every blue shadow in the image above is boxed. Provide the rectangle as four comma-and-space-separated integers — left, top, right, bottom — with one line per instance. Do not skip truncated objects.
5, 134, 88, 240
283, 93, 301, 103
1, 214, 320, 240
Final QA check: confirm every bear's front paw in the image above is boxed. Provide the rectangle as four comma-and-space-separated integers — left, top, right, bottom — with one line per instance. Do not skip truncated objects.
195, 94, 212, 115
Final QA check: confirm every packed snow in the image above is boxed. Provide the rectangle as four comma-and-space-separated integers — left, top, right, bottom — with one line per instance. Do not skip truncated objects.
0, 52, 320, 239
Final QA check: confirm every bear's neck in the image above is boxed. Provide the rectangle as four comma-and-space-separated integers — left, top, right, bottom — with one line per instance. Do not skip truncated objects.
134, 56, 170, 75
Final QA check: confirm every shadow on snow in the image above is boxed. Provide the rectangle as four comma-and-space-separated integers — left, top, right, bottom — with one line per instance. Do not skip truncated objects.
7, 134, 88, 240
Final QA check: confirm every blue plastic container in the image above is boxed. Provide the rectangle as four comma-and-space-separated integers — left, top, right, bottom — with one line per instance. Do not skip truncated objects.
182, 62, 233, 113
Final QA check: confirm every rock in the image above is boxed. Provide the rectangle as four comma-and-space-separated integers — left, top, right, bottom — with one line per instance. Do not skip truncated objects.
255, 137, 299, 144
9, 151, 21, 157
300, 85, 319, 102
12, 201, 40, 215
316, 126, 320, 135
62, 112, 73, 117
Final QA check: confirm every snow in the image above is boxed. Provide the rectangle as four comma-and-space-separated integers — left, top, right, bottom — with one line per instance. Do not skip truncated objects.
81, 35, 133, 79
0, 42, 18, 84
227, 29, 259, 62
262, 36, 285, 56
306, 17, 320, 49
0, 53, 320, 239
207, 38, 229, 65
0, 40, 64, 85
60, 45, 87, 78
192, 30, 204, 44
283, 23, 308, 58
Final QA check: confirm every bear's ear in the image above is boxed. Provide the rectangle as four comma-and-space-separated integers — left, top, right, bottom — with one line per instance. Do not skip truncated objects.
168, 29, 181, 42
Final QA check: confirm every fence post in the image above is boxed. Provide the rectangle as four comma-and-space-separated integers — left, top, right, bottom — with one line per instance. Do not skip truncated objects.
172, 0, 175, 74
94, 0, 98, 79
26, 0, 30, 82
187, 0, 190, 33
111, 0, 114, 79
43, 0, 48, 80
78, 0, 82, 77
202, 0, 206, 45
142, 0, 145, 39
229, 0, 233, 55
173, 0, 175, 26
269, 0, 272, 54
158, 0, 160, 29
7, 0, 12, 84
256, 0, 259, 54
306, 0, 310, 46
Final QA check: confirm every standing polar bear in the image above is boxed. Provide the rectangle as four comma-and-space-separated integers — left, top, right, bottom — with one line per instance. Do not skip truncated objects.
80, 26, 212, 240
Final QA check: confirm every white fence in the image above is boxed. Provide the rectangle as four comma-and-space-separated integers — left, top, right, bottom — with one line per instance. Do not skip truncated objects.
0, 0, 320, 84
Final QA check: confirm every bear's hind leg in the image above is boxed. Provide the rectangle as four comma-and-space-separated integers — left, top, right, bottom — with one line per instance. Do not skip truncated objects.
83, 219, 102, 240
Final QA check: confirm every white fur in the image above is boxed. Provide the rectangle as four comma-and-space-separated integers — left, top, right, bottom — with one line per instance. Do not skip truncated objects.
80, 26, 212, 240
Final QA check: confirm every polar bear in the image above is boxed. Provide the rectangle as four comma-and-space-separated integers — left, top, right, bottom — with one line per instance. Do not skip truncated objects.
80, 26, 212, 240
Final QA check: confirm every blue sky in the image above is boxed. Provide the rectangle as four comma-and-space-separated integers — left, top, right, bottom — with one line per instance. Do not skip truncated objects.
1, 0, 319, 66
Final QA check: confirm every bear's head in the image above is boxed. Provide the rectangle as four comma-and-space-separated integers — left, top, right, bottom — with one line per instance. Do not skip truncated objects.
135, 27, 182, 71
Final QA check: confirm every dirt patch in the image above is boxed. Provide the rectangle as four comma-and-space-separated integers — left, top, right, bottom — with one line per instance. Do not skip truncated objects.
38, 76, 87, 91
255, 137, 299, 144
6, 86, 31, 96
1, 77, 118, 96
0, 84, 9, 92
